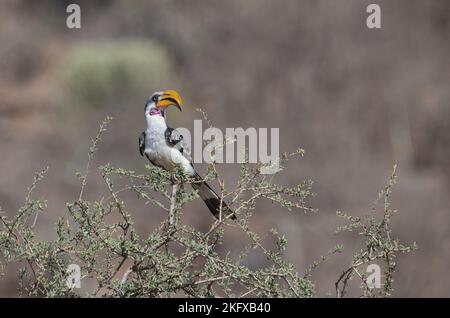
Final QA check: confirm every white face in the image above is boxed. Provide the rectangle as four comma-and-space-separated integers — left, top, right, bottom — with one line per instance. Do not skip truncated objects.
144, 92, 165, 118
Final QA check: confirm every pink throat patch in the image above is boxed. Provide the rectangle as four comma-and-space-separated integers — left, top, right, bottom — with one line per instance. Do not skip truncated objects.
149, 108, 162, 116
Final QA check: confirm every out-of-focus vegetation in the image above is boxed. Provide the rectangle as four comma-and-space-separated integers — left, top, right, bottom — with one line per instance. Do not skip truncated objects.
59, 40, 171, 108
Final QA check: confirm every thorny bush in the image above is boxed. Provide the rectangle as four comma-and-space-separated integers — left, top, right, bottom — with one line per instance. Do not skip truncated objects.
0, 116, 416, 297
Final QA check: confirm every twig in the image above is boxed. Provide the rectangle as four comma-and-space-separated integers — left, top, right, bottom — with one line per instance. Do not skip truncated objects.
78, 116, 112, 202
119, 267, 133, 295
194, 275, 229, 285
335, 267, 354, 298
169, 183, 179, 226
239, 287, 258, 298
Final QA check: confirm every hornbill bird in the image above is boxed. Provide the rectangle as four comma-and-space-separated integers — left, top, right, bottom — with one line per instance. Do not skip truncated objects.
139, 90, 235, 220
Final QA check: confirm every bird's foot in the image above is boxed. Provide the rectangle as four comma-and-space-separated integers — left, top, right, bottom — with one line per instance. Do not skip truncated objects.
170, 174, 180, 185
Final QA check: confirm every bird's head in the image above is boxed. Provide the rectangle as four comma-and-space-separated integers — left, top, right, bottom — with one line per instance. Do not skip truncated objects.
144, 90, 182, 118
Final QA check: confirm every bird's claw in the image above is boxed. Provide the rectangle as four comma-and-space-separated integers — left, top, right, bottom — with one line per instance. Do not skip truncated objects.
170, 174, 180, 185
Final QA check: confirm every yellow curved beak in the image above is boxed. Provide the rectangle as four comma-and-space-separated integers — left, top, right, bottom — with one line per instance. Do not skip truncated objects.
156, 90, 182, 111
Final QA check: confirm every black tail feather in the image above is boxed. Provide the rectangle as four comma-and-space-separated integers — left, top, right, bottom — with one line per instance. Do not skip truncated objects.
192, 174, 236, 220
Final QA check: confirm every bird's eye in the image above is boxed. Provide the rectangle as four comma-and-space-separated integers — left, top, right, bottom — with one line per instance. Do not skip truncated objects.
152, 95, 159, 102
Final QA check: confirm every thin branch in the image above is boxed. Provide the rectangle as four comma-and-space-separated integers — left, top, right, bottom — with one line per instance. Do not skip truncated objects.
78, 116, 112, 202
168, 183, 179, 227
119, 267, 133, 295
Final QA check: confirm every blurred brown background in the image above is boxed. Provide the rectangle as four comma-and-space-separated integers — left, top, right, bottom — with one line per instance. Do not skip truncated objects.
1, 0, 449, 297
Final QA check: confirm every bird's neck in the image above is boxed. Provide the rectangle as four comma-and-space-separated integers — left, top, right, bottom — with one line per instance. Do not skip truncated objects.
146, 114, 167, 131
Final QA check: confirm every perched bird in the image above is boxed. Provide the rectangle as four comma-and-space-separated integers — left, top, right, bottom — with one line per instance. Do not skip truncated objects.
139, 90, 235, 220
